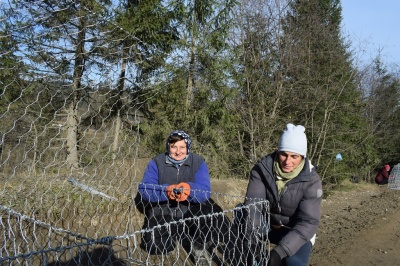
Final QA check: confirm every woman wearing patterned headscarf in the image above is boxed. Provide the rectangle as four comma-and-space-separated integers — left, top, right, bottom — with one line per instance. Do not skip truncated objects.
137, 130, 214, 256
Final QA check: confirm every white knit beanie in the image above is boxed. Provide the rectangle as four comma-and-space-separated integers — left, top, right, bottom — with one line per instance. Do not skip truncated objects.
278, 123, 307, 157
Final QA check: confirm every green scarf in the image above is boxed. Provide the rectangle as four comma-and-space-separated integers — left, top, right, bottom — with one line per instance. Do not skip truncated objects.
273, 156, 305, 195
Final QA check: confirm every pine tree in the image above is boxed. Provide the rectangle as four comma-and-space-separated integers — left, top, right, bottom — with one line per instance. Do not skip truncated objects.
10, 0, 112, 169
280, 0, 370, 182
93, 0, 183, 158
364, 59, 400, 165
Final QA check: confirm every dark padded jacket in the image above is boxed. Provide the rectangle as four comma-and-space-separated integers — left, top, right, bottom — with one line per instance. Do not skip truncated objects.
244, 151, 322, 258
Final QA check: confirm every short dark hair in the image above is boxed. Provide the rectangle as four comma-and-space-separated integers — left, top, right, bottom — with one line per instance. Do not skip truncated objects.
167, 134, 184, 145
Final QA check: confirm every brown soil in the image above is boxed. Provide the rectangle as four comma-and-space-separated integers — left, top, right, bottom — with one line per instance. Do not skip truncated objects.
310, 183, 400, 266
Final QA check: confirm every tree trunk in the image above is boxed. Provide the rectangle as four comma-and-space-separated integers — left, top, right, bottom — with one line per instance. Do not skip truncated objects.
66, 103, 79, 169
186, 43, 195, 118
66, 10, 87, 169
112, 50, 127, 159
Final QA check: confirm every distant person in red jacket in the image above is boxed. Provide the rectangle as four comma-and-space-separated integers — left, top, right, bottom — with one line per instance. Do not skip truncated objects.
375, 164, 391, 185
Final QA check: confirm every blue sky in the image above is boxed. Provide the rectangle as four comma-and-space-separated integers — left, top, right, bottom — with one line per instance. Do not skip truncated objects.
341, 1, 400, 65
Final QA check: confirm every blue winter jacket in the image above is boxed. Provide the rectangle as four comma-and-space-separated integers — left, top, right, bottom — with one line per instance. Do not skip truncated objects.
138, 153, 211, 204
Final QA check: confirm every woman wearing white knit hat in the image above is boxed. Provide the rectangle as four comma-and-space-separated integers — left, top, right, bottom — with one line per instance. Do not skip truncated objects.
239, 123, 323, 266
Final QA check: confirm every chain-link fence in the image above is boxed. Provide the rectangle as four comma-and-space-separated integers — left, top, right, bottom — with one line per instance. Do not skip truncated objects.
388, 164, 400, 190
0, 1, 273, 264
1, 193, 270, 265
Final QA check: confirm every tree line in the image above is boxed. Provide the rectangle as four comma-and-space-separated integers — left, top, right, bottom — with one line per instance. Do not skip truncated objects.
1, 0, 399, 185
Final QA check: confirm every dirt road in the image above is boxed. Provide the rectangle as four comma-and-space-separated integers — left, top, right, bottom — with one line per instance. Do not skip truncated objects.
309, 184, 400, 265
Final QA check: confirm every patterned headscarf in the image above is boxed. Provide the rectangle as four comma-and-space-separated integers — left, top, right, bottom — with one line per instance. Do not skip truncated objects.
166, 130, 192, 154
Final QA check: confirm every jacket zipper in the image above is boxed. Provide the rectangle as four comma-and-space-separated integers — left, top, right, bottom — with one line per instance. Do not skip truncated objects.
277, 185, 288, 215
174, 167, 180, 217
176, 166, 180, 183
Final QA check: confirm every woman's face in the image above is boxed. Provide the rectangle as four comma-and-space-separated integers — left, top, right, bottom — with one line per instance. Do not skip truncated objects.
278, 151, 303, 173
169, 140, 187, 161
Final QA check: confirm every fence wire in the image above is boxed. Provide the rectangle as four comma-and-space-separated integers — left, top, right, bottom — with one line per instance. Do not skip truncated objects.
388, 163, 400, 190
0, 1, 274, 265
1, 191, 270, 265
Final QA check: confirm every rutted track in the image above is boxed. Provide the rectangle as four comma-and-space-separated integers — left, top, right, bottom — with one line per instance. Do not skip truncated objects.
310, 185, 400, 265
